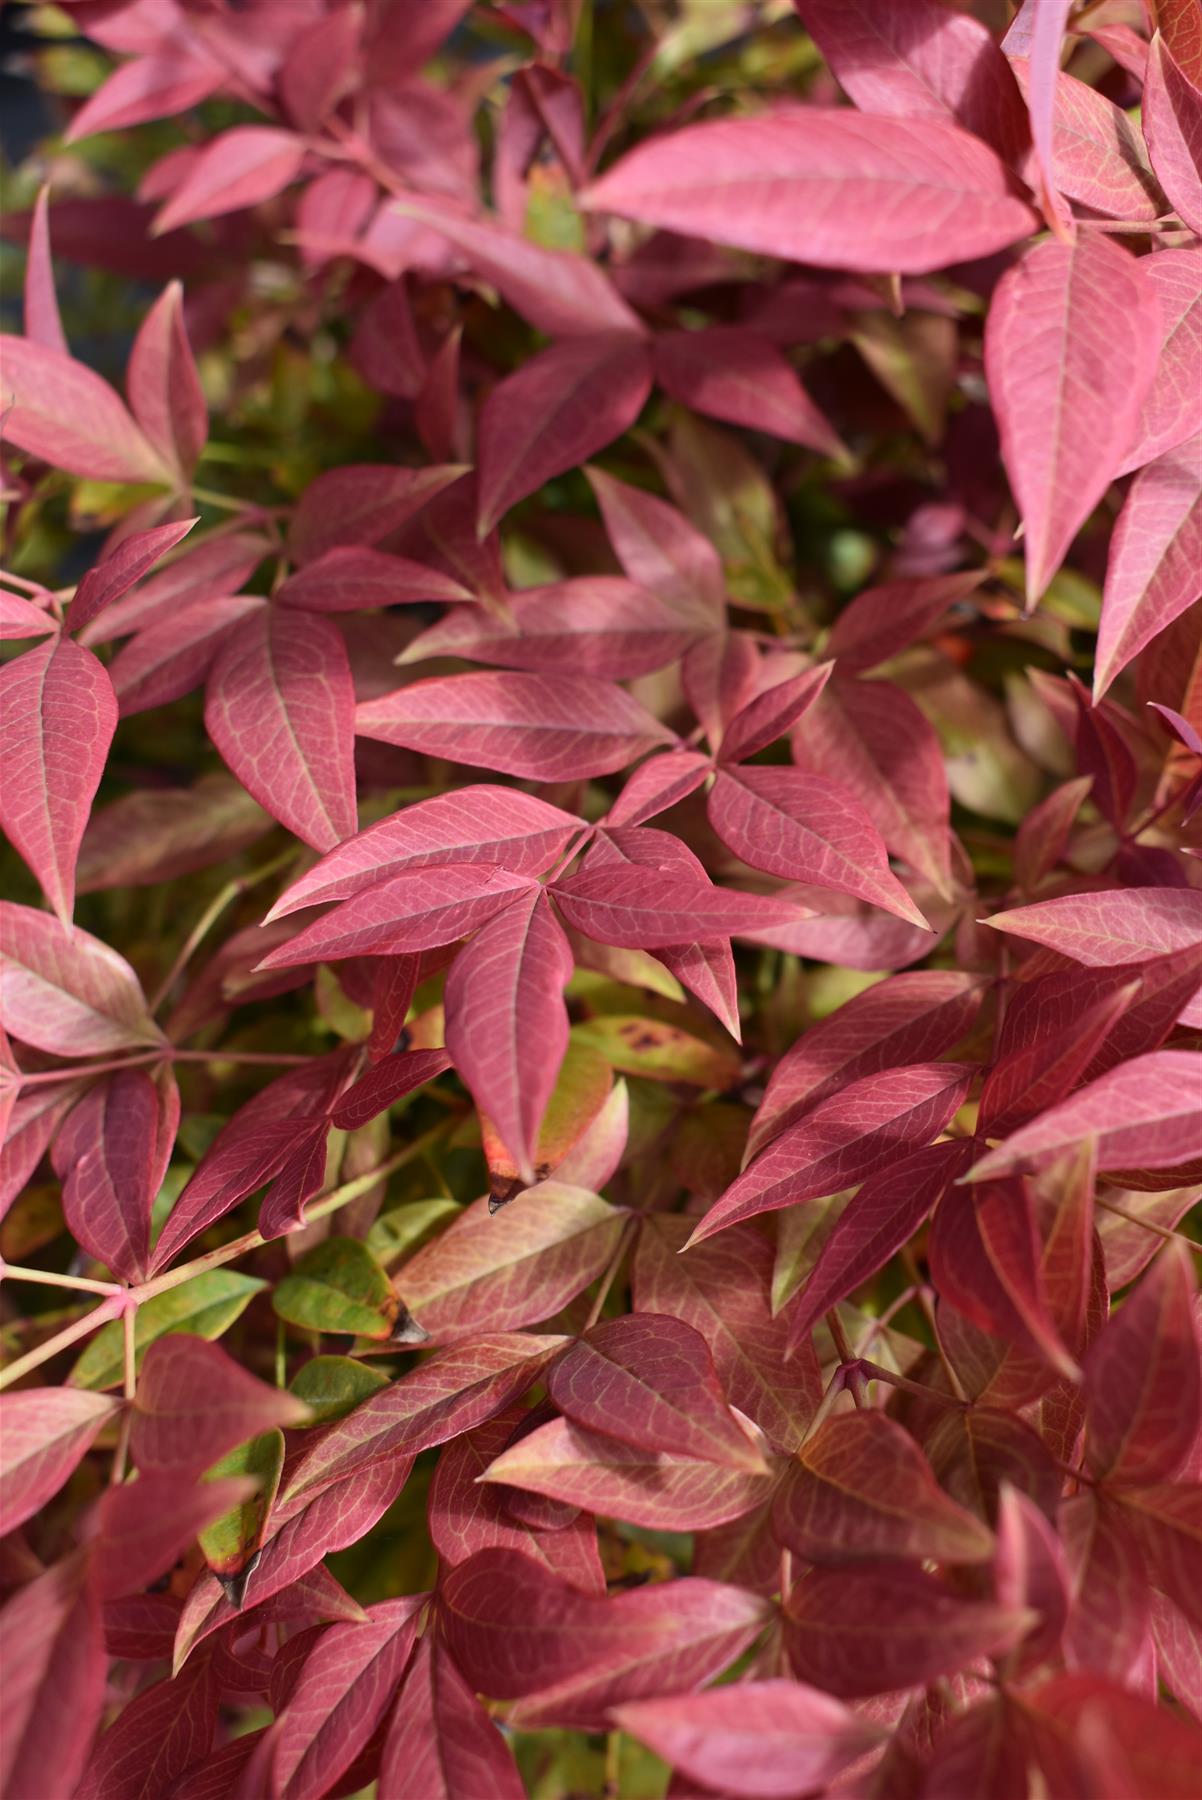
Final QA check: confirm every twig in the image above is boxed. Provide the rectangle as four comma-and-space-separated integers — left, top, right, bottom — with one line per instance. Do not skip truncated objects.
0, 1264, 122, 1297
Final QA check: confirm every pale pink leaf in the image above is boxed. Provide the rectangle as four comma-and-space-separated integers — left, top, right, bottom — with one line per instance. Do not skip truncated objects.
66, 516, 197, 635
984, 234, 1161, 605
379, 1635, 526, 1800
1118, 250, 1202, 476
1144, 33, 1202, 235
276, 546, 471, 611
153, 126, 306, 233
64, 49, 224, 141
24, 187, 67, 354
205, 607, 358, 851
111, 595, 266, 717
653, 328, 844, 456
55, 1068, 168, 1281
552, 865, 805, 948
1021, 0, 1077, 232
79, 530, 270, 647
1010, 62, 1165, 222
0, 593, 56, 640
126, 281, 207, 482
0, 335, 168, 483
986, 887, 1202, 965
288, 464, 465, 565
278, 5, 360, 134
1095, 434, 1202, 700
255, 866, 537, 966
0, 901, 160, 1056
0, 1390, 119, 1535
585, 466, 725, 619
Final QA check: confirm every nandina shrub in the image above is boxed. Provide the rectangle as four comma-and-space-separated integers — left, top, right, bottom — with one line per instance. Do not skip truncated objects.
0, 0, 1200, 1794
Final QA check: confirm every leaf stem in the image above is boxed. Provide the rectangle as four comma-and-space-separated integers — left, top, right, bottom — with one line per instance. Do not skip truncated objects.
0, 1296, 125, 1390
0, 1263, 123, 1297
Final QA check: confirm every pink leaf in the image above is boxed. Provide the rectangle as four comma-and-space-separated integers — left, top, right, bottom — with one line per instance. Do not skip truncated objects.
0, 1390, 119, 1535
205, 607, 358, 851
1144, 33, 1202, 235
0, 335, 168, 484
125, 282, 207, 483
0, 1557, 106, 1800
278, 5, 360, 134
690, 1061, 974, 1244
79, 529, 270, 647
995, 1482, 1070, 1675
153, 126, 306, 233
24, 187, 67, 354
582, 111, 1037, 275
0, 902, 160, 1057
977, 973, 1137, 1139
379, 1635, 526, 1800
476, 333, 653, 537
585, 466, 725, 619
1118, 250, 1202, 475
552, 865, 805, 948
111, 595, 266, 717
276, 546, 471, 611
718, 663, 832, 763
330, 1047, 451, 1131
0, 636, 117, 922
55, 1068, 172, 1281
75, 1651, 217, 1800
443, 891, 574, 1184
256, 865, 536, 966
653, 328, 844, 456
89, 1470, 255, 1600
825, 571, 985, 673
0, 592, 56, 640
605, 750, 712, 828
1013, 775, 1094, 892
64, 49, 224, 141
348, 280, 426, 400
986, 887, 1202, 965
357, 669, 673, 780
613, 1680, 884, 1800
288, 464, 465, 565
1020, 0, 1077, 232
984, 234, 1161, 606
1095, 433, 1202, 700
266, 785, 580, 919
708, 765, 929, 928
66, 516, 197, 635
1011, 62, 1165, 222
1084, 1242, 1200, 1485
131, 1334, 309, 1476
967, 1050, 1202, 1181
1060, 1493, 1151, 1681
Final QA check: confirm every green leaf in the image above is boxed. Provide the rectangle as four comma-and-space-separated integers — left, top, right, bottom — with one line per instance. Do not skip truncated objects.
198, 1430, 284, 1577
273, 1237, 397, 1339
571, 1016, 741, 1089
289, 1354, 390, 1424
69, 1271, 267, 1391
367, 1199, 460, 1267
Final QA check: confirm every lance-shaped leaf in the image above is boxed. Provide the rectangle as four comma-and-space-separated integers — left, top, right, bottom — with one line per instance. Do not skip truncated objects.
709, 766, 928, 928
718, 663, 833, 764
126, 281, 207, 483
380, 1634, 526, 1800
24, 186, 66, 352
825, 571, 983, 675
1151, 1590, 1202, 1716
582, 111, 1036, 274
1144, 32, 1202, 236
288, 464, 466, 565
613, 1679, 885, 1800
399, 577, 705, 679
257, 866, 535, 968
986, 887, 1202, 965
441, 1547, 771, 1728
0, 902, 159, 1057
929, 1183, 1080, 1380
444, 892, 574, 1186
1084, 1242, 1199, 1486
1095, 434, 1202, 700
82, 529, 269, 646
429, 1405, 605, 1592
552, 865, 803, 948
1118, 251, 1202, 476
71, 1271, 266, 1391
750, 971, 983, 1159
0, 637, 118, 925
586, 466, 725, 619
0, 334, 169, 483
66, 517, 197, 635
1118, 1483, 1202, 1631
131, 1334, 309, 1475
1013, 775, 1093, 892
198, 1431, 284, 1580
653, 328, 844, 455
773, 1410, 995, 1566
111, 595, 265, 717
276, 546, 471, 611
635, 1215, 821, 1452
0, 593, 56, 640
89, 1469, 256, 1600
63, 46, 224, 140
548, 1313, 766, 1471
0, 1389, 119, 1534
273, 1237, 400, 1340
978, 975, 1137, 1139
926, 1403, 1064, 1526
278, 1334, 567, 1509
966, 1051, 1202, 1181
690, 1061, 973, 1245
785, 1139, 976, 1349
484, 1044, 622, 1205
205, 607, 357, 852
792, 676, 954, 898
267, 786, 580, 921
784, 1562, 1029, 1698
983, 234, 1160, 606
396, 1185, 625, 1342
357, 669, 673, 780
152, 125, 305, 233
76, 1652, 218, 1800
1009, 61, 1164, 221
0, 1556, 106, 1800
476, 333, 653, 536
1022, 1672, 1202, 1800
1060, 1492, 1151, 1682
996, 1482, 1070, 1675
56, 1067, 169, 1281
271, 1597, 424, 1800
330, 1048, 451, 1131
1011, 0, 1075, 232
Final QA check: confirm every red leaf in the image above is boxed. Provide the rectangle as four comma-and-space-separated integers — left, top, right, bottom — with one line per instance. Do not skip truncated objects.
89, 1471, 255, 1601
0, 637, 118, 924
967, 1051, 1202, 1181
112, 595, 265, 717
984, 234, 1161, 605
653, 328, 844, 455
585, 466, 725, 619
357, 669, 674, 780
444, 892, 574, 1184
978, 974, 1137, 1138
1095, 434, 1202, 700
690, 1061, 973, 1244
272, 1597, 424, 1800
0, 1389, 118, 1535
257, 865, 536, 966
66, 516, 198, 635
0, 335, 169, 483
784, 1561, 1027, 1697
75, 1651, 217, 1800
276, 546, 471, 611
1119, 1482, 1202, 1631
986, 887, 1202, 964
205, 607, 358, 851
0, 902, 160, 1057
348, 281, 425, 400
825, 571, 984, 674
131, 1335, 309, 1476
1061, 1492, 1151, 1681
995, 1481, 1070, 1674
708, 766, 929, 928
379, 1635, 526, 1800
605, 750, 713, 828
55, 1068, 172, 1281
773, 1410, 995, 1565
287, 464, 465, 565
552, 865, 804, 947
266, 785, 580, 919
153, 126, 306, 233
1084, 1242, 1200, 1485
718, 663, 832, 763
24, 187, 67, 354
582, 111, 1037, 274
1118, 249, 1202, 476
398, 1185, 626, 1341
64, 49, 224, 141
80, 529, 269, 647
1023, 1672, 1202, 1800
0, 1556, 106, 1800
330, 1048, 451, 1130
612, 1679, 885, 1799
1013, 775, 1094, 892
476, 333, 653, 536
1144, 32, 1202, 236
